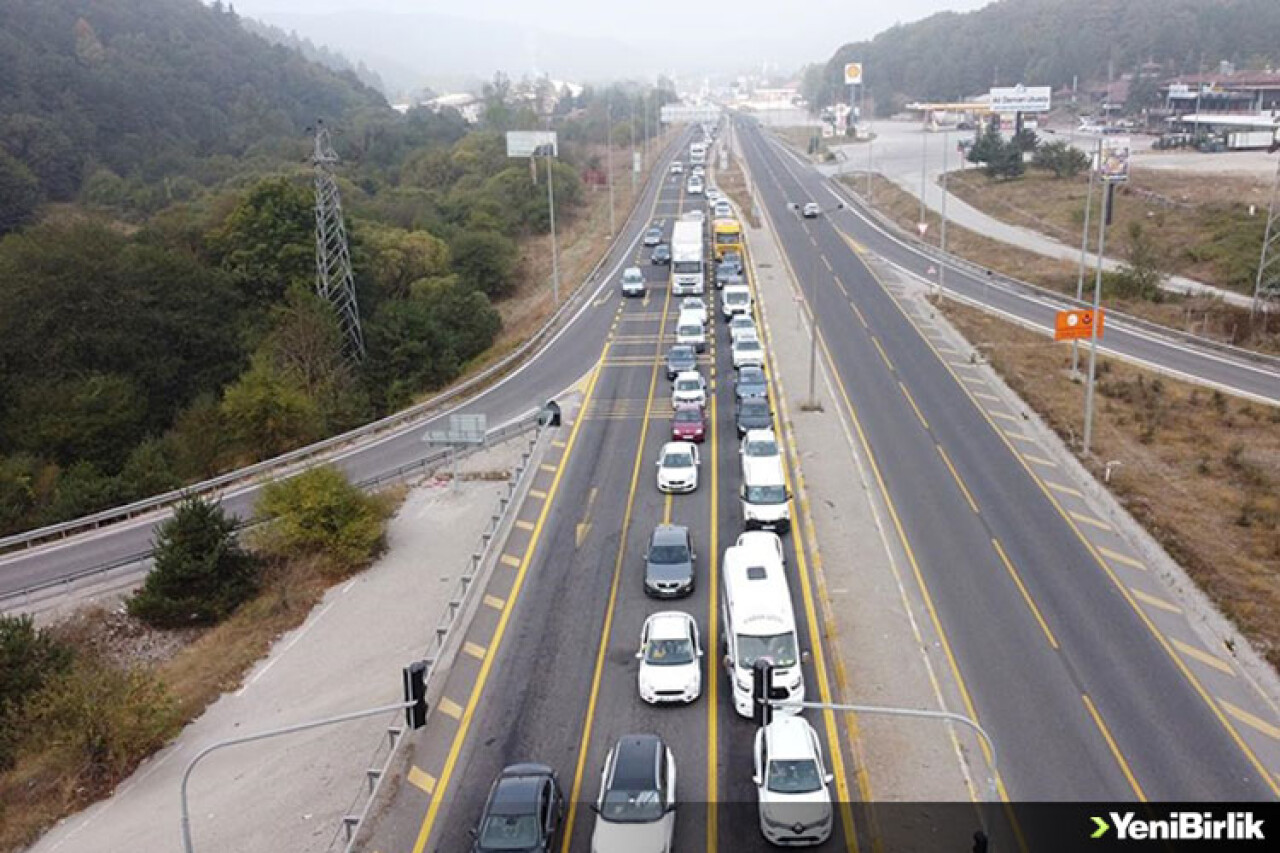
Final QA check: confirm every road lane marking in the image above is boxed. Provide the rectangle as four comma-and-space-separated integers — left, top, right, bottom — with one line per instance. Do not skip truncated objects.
899, 381, 930, 429
1002, 430, 1038, 444
850, 302, 869, 328
437, 697, 463, 720
872, 336, 895, 371
1170, 638, 1235, 676
992, 538, 1059, 649
499, 554, 521, 568
482, 594, 505, 610
527, 489, 547, 499
1130, 587, 1182, 614
462, 641, 487, 661
973, 391, 1001, 402
407, 766, 436, 795
1069, 511, 1113, 532
1220, 699, 1280, 741
961, 374, 987, 386
1082, 694, 1148, 801
937, 445, 979, 514
1022, 453, 1057, 468
551, 440, 566, 448
822, 255, 834, 272
514, 519, 535, 531
988, 409, 1021, 424
409, 342, 611, 853
1045, 481, 1084, 499
539, 463, 557, 473
1096, 545, 1144, 570
706, 376, 721, 851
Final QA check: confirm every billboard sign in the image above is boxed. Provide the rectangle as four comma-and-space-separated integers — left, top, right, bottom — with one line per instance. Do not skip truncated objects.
506, 130, 558, 158
1098, 136, 1131, 183
989, 84, 1052, 113
843, 62, 864, 85
1167, 83, 1193, 99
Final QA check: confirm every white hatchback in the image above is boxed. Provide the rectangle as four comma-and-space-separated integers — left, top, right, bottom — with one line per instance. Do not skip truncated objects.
671, 370, 706, 409
680, 297, 708, 327
636, 611, 702, 704
656, 441, 700, 494
732, 335, 765, 370
753, 716, 834, 846
729, 315, 758, 345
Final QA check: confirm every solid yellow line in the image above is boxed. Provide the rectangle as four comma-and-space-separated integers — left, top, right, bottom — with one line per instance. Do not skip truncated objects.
1082, 693, 1148, 801
663, 492, 673, 524
560, 268, 674, 853
1069, 510, 1113, 532
706, 387, 721, 851
872, 336, 894, 371
937, 445, 980, 514
1220, 699, 1280, 740
992, 538, 1059, 650
899, 381, 930, 430
1097, 545, 1145, 571
408, 350, 608, 853
1171, 637, 1236, 676
1131, 587, 1183, 614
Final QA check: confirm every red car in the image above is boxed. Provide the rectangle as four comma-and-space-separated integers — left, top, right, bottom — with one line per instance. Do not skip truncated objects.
671, 404, 706, 443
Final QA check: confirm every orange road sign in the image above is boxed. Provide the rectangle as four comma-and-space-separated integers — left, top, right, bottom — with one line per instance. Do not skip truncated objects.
1055, 308, 1105, 341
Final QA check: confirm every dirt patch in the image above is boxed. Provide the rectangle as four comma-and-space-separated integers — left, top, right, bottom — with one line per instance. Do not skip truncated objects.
718, 150, 761, 229
844, 172, 1280, 354
939, 299, 1280, 669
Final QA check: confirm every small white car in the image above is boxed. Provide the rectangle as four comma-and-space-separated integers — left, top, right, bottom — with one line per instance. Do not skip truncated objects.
802, 202, 821, 218
737, 530, 786, 567
675, 314, 706, 354
670, 161, 684, 174
713, 200, 733, 219
591, 735, 677, 853
636, 611, 702, 704
732, 335, 765, 370
741, 429, 782, 469
656, 441, 700, 494
680, 297, 708, 327
729, 315, 758, 345
681, 210, 706, 224
671, 370, 706, 409
620, 266, 646, 297
722, 284, 752, 320
753, 716, 834, 846
686, 177, 704, 195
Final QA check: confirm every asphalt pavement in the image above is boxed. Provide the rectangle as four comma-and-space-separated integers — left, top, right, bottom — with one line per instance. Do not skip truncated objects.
735, 116, 1280, 804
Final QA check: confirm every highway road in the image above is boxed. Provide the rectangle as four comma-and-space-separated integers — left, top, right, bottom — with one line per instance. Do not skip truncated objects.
364, 132, 867, 852
734, 116, 1280, 804
0, 130, 693, 601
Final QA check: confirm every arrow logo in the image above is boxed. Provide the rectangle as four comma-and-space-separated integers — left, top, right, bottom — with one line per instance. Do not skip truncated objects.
1091, 816, 1110, 839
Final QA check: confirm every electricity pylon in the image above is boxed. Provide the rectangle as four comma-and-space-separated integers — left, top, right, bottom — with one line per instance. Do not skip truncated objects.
312, 120, 365, 361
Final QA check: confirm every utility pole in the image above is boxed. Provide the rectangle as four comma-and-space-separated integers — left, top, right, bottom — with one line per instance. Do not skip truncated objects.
939, 128, 949, 294
630, 97, 637, 191
1073, 140, 1101, 375
312, 120, 365, 362
545, 115, 560, 305
919, 126, 929, 229
607, 98, 616, 238
1082, 182, 1114, 456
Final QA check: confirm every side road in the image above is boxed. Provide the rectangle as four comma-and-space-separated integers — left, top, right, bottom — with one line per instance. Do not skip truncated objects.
28, 440, 533, 853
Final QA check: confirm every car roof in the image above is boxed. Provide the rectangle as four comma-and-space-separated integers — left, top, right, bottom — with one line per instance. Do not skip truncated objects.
763, 716, 818, 761
735, 337, 762, 348
650, 524, 689, 548
662, 440, 695, 455
744, 428, 777, 443
624, 266, 642, 275
669, 344, 694, 356
610, 735, 662, 789
674, 370, 702, 382
738, 365, 765, 380
645, 611, 693, 641
488, 773, 544, 814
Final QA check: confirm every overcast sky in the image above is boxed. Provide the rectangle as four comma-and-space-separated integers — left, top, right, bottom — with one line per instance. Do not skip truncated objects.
228, 0, 993, 91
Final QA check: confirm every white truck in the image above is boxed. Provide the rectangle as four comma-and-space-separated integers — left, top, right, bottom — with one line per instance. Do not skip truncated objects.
689, 141, 707, 166
671, 220, 705, 296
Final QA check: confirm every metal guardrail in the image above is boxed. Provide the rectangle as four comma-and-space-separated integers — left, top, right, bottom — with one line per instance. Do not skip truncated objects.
770, 132, 1280, 374
0, 128, 688, 558
0, 413, 543, 617
337, 423, 550, 852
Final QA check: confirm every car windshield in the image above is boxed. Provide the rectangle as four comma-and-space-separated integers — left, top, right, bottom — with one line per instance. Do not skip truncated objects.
645, 637, 695, 666
600, 788, 664, 823
726, 293, 749, 305
676, 379, 700, 392
669, 347, 693, 361
745, 484, 787, 504
767, 759, 823, 795
683, 300, 704, 310
648, 543, 689, 563
746, 439, 778, 457
663, 452, 693, 468
673, 260, 699, 273
624, 271, 642, 283
679, 325, 701, 336
478, 814, 540, 849
736, 631, 798, 668
674, 409, 701, 423
738, 340, 761, 352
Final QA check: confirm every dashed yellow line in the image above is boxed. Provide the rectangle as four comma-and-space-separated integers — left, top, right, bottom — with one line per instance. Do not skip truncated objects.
1069, 510, 1113, 532
1045, 480, 1084, 499
462, 641, 487, 660
872, 336, 895, 371
499, 554, 521, 568
988, 409, 1021, 424
482, 594, 505, 610
1131, 587, 1182, 614
407, 766, 437, 795
514, 519, 535, 531
437, 697, 463, 720
1082, 694, 1148, 801
992, 538, 1059, 649
539, 463, 558, 473
849, 301, 868, 327
1171, 638, 1235, 676
528, 489, 548, 499
937, 445, 980, 514
1097, 545, 1144, 571
1022, 453, 1057, 468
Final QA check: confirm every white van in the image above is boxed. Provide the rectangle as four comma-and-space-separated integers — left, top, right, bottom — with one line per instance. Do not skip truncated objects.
722, 284, 752, 321
741, 431, 790, 532
675, 310, 707, 353
721, 542, 805, 718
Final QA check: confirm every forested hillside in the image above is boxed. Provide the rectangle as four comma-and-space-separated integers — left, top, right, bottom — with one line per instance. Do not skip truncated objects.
0, 0, 666, 536
807, 0, 1280, 114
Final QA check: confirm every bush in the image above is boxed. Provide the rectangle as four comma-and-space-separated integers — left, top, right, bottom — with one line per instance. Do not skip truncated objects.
1033, 140, 1090, 178
0, 615, 74, 769
255, 466, 387, 575
129, 495, 259, 627
449, 229, 519, 298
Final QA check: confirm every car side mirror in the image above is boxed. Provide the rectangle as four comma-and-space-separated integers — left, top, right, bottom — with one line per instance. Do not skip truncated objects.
723, 654, 733, 670
468, 828, 478, 839
697, 648, 704, 657
824, 773, 835, 784
635, 650, 644, 659
589, 803, 600, 814
752, 774, 761, 786
666, 803, 678, 813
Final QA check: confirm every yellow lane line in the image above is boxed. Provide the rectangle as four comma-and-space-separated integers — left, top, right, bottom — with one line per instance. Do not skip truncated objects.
850, 301, 869, 328
1069, 510, 1113, 532
937, 445, 980, 515
1022, 453, 1057, 468
1130, 587, 1183, 614
872, 336, 895, 371
560, 271, 674, 853
482, 594, 505, 610
499, 554, 521, 568
1082, 694, 1149, 801
514, 519, 535, 531
706, 384, 721, 851
1170, 638, 1236, 676
988, 409, 1021, 424
992, 538, 1059, 650
528, 489, 547, 499
1220, 699, 1280, 741
462, 642, 487, 660
408, 349, 609, 853
407, 766, 436, 795
437, 697, 463, 720
539, 463, 558, 473
1045, 480, 1084, 499
899, 381, 930, 430
1097, 545, 1145, 571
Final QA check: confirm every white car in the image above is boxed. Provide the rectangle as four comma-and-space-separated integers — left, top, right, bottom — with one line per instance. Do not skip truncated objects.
636, 611, 702, 704
675, 314, 706, 354
732, 335, 765, 369
737, 530, 786, 567
713, 200, 733, 219
802, 202, 821, 218
656, 441, 700, 494
671, 370, 706, 409
620, 266, 646, 297
729, 315, 758, 345
686, 177, 704, 195
680, 297, 708, 327
741, 429, 782, 468
681, 210, 706, 224
753, 716, 834, 846
722, 284, 752, 320
670, 161, 684, 174
592, 735, 677, 853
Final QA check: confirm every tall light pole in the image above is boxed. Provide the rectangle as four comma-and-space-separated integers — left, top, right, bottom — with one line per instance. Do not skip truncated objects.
939, 128, 950, 293
544, 116, 560, 305
919, 125, 929, 229
630, 97, 637, 191
607, 98, 616, 238
1073, 140, 1101, 375
1082, 182, 1114, 456
1251, 143, 1280, 320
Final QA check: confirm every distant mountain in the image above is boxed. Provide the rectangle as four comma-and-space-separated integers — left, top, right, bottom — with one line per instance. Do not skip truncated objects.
238, 16, 387, 94
0, 0, 389, 205
808, 0, 1280, 114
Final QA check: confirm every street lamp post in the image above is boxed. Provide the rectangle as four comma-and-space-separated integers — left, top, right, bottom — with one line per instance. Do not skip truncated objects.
939, 128, 950, 294
919, 125, 929, 227
630, 98, 637, 191
544, 117, 560, 305
1082, 182, 1114, 456
607, 99, 615, 238
1073, 140, 1101, 376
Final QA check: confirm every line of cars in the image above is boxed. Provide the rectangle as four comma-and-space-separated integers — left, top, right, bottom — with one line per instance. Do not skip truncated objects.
469, 127, 832, 853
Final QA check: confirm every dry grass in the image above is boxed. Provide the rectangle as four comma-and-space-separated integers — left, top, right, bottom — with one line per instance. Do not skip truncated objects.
717, 151, 761, 229
940, 300, 1280, 669
0, 489, 404, 851
846, 172, 1280, 354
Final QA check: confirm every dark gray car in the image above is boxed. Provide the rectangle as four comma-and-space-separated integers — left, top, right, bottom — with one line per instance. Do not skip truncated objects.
715, 262, 744, 289
665, 345, 697, 380
735, 397, 772, 436
471, 763, 564, 852
734, 365, 768, 401
644, 524, 695, 598
650, 243, 671, 265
